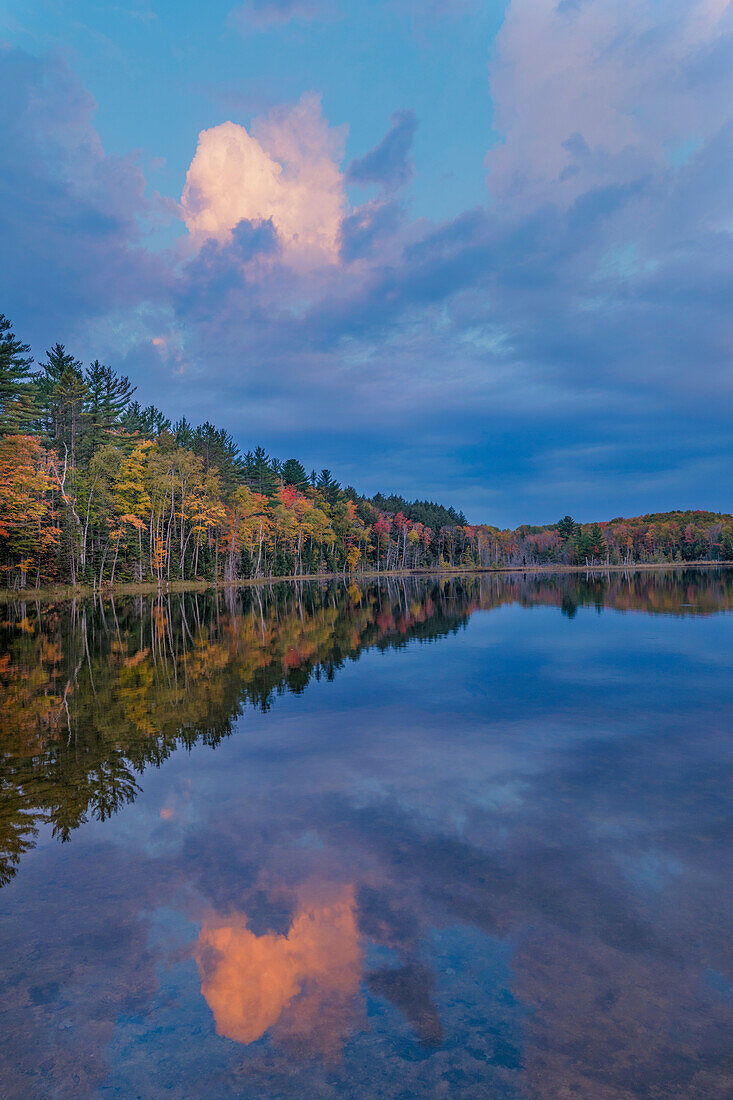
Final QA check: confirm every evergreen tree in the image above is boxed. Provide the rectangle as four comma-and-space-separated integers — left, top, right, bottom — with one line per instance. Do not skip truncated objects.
243, 445, 278, 496
0, 315, 36, 433
36, 343, 85, 451
587, 523, 607, 560
282, 458, 309, 489
84, 360, 136, 456
317, 468, 341, 504
557, 515, 579, 542
121, 402, 171, 438
190, 421, 246, 492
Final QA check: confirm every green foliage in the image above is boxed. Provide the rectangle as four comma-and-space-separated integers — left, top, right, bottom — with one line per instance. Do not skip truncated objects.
243, 445, 279, 497
282, 458, 309, 489
316, 468, 341, 504
121, 401, 171, 438
371, 493, 467, 529
0, 314, 36, 432
84, 360, 135, 456
177, 419, 246, 492
557, 515, 579, 542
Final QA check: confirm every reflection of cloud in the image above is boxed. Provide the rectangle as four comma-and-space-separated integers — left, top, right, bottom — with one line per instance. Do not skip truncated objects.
367, 961, 443, 1047
196, 884, 361, 1058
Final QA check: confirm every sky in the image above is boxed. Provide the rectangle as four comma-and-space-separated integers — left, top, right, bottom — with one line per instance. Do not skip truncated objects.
1, 0, 732, 525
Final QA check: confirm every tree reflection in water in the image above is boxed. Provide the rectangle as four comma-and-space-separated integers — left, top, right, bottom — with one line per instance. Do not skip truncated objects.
0, 569, 731, 1098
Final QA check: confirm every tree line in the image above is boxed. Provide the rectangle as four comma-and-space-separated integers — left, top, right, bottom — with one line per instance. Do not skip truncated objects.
0, 313, 731, 590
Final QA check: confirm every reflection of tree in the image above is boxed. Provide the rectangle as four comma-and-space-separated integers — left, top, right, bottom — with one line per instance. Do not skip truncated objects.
0, 578, 474, 885
0, 786, 38, 887
1, 568, 731, 886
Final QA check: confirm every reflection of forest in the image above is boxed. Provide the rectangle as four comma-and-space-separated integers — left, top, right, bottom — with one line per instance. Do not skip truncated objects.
1, 568, 731, 886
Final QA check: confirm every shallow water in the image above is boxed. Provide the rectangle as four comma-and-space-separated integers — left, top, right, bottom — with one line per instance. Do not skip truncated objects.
0, 571, 731, 1098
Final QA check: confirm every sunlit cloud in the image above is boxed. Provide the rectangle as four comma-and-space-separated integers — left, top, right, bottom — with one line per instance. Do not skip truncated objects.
181, 93, 347, 269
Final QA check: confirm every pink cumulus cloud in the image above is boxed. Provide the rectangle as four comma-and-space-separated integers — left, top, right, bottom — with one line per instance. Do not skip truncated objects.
181, 93, 348, 270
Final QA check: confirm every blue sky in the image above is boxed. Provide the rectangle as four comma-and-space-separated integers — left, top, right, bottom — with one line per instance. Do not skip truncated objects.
1, 0, 732, 524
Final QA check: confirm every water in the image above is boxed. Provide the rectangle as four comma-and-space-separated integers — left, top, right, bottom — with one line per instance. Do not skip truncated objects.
0, 571, 731, 1098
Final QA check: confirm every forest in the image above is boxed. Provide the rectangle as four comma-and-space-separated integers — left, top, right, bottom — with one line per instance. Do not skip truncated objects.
1, 313, 732, 590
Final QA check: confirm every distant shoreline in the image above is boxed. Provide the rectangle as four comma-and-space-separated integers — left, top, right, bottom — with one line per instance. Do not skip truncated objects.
1, 560, 731, 605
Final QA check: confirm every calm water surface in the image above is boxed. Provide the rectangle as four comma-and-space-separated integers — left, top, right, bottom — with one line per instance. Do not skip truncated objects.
1, 572, 732, 1098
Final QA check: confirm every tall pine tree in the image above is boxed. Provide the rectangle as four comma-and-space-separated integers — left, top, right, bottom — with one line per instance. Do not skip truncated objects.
0, 315, 37, 433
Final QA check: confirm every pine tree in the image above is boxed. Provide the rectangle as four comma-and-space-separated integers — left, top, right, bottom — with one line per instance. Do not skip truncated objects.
36, 343, 85, 451
84, 361, 135, 455
0, 315, 37, 434
190, 421, 246, 492
317, 468, 341, 504
121, 402, 171, 438
587, 523, 607, 561
557, 515, 578, 542
282, 458, 309, 489
244, 445, 278, 497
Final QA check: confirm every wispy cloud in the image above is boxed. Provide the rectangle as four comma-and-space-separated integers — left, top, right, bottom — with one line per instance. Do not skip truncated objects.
229, 0, 337, 32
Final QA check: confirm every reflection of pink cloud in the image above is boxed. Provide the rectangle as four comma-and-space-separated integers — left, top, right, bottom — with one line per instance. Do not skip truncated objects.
159, 806, 174, 820
196, 884, 361, 1059
181, 94, 347, 269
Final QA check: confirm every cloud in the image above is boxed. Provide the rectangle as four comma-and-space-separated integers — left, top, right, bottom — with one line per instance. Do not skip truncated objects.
486, 0, 733, 208
181, 94, 347, 269
229, 0, 336, 32
340, 197, 406, 262
0, 45, 170, 348
346, 109, 418, 192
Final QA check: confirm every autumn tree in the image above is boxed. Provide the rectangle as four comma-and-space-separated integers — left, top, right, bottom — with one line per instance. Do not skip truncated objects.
0, 435, 57, 587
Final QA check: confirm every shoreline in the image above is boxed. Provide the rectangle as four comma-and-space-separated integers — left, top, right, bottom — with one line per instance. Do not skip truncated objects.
1, 560, 730, 605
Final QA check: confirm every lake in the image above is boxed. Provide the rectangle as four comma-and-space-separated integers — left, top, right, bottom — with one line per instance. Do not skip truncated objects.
1, 571, 731, 1098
